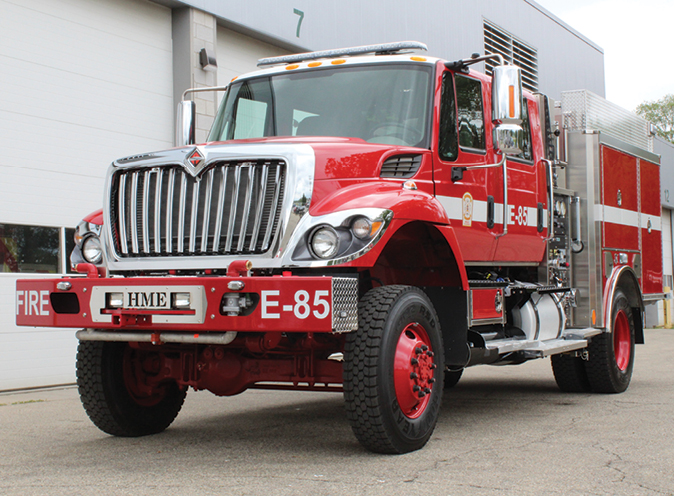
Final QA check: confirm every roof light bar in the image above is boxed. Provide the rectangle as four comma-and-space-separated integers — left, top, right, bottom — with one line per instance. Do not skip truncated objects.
257, 41, 428, 67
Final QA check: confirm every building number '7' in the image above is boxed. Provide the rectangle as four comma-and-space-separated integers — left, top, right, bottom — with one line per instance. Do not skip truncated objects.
293, 9, 304, 38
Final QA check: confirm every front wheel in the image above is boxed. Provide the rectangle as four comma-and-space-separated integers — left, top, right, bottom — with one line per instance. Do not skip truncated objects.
584, 289, 636, 393
77, 341, 186, 437
343, 286, 444, 454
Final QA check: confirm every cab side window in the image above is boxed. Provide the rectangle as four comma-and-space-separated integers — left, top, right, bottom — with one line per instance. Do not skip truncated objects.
438, 72, 458, 161
456, 75, 485, 151
514, 97, 533, 162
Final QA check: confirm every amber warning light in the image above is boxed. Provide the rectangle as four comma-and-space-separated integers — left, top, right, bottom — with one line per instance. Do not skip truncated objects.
508, 85, 515, 118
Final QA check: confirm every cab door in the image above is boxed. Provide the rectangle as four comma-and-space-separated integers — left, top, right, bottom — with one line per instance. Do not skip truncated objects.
433, 69, 497, 262
491, 95, 548, 263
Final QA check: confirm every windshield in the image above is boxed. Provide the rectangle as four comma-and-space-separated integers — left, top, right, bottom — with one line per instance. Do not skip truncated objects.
208, 64, 433, 148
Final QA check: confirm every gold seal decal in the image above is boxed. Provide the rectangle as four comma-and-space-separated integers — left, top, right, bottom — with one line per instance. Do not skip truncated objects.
462, 192, 473, 227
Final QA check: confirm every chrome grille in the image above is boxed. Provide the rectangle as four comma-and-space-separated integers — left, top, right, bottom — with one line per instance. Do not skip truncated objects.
111, 160, 286, 257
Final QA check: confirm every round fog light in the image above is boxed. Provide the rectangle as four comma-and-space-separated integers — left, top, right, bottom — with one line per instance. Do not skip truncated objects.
310, 227, 339, 259
352, 217, 372, 239
82, 236, 103, 264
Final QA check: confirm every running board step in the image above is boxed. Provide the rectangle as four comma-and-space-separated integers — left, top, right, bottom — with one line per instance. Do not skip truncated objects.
485, 328, 602, 358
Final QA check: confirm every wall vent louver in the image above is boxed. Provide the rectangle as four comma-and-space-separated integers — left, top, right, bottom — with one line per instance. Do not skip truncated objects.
483, 19, 539, 93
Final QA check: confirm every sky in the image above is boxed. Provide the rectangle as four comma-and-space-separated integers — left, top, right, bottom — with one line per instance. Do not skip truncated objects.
533, 0, 674, 111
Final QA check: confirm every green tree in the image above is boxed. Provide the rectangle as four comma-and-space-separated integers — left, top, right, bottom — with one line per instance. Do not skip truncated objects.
634, 94, 673, 144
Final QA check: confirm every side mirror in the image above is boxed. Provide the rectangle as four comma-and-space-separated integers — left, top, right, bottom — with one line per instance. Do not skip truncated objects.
492, 65, 523, 155
175, 100, 196, 147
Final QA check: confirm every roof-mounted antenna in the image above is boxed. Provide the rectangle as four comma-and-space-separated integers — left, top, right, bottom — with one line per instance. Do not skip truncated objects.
446, 52, 505, 73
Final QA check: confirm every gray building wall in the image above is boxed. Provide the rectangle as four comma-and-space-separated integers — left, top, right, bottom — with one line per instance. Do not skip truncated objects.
178, 0, 605, 102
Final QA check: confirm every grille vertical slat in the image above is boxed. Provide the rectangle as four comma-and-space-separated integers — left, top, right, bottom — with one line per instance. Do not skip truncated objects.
225, 166, 242, 253
154, 169, 163, 253
212, 167, 227, 252
130, 173, 139, 254
118, 173, 129, 255
237, 166, 254, 252
165, 168, 175, 254
177, 173, 187, 253
189, 179, 200, 253
262, 166, 282, 251
200, 169, 214, 253
112, 160, 285, 258
142, 170, 151, 254
249, 164, 269, 251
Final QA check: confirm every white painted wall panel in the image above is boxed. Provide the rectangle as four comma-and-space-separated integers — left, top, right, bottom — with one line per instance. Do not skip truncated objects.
0, 0, 173, 390
0, 0, 173, 228
0, 275, 79, 391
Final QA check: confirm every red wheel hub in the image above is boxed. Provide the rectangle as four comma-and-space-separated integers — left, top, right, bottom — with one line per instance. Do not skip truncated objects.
393, 323, 437, 419
613, 309, 631, 371
123, 347, 167, 407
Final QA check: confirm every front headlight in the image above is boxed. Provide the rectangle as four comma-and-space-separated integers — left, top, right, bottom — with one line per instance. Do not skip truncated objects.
291, 208, 392, 264
82, 236, 103, 264
310, 226, 340, 259
351, 217, 372, 239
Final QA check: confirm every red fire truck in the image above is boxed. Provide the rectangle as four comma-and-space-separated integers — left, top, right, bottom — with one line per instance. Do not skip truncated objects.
16, 42, 663, 454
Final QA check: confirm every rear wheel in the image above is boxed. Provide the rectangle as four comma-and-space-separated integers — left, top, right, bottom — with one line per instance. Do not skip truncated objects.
77, 340, 186, 436
343, 286, 444, 454
551, 353, 591, 392
444, 369, 463, 389
584, 289, 636, 393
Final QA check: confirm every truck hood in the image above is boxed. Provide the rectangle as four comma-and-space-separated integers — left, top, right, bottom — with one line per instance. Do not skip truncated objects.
204, 137, 427, 180
114, 137, 427, 181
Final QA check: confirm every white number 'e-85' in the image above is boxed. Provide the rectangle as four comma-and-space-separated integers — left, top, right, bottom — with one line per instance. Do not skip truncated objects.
261, 289, 330, 319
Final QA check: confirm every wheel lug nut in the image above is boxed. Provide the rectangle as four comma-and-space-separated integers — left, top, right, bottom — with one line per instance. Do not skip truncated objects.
415, 347, 422, 355
427, 351, 434, 357
412, 385, 421, 392
410, 372, 418, 379
421, 345, 429, 351
424, 387, 431, 394
411, 358, 419, 365
418, 391, 426, 398
428, 378, 435, 384
430, 363, 437, 369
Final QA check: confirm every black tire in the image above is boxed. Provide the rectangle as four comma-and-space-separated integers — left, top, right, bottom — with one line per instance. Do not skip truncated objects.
551, 353, 591, 392
343, 286, 444, 454
584, 289, 636, 393
76, 340, 186, 437
444, 369, 463, 389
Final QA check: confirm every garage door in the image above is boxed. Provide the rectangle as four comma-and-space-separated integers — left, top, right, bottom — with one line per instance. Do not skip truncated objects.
217, 26, 290, 90
0, 0, 173, 390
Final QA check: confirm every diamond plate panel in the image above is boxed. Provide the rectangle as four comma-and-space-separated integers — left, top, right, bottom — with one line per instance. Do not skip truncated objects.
561, 90, 653, 152
332, 277, 358, 333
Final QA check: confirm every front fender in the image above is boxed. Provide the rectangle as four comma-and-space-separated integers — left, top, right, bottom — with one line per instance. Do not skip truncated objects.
308, 180, 468, 288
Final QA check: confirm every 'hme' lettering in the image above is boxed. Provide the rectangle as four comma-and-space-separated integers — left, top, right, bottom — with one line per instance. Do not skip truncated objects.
128, 292, 167, 307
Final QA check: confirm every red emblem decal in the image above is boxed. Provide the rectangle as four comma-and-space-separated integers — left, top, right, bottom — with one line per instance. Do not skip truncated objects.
188, 149, 204, 168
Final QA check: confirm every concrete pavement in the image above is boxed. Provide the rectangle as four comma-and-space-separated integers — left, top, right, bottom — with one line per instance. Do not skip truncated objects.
0, 329, 672, 495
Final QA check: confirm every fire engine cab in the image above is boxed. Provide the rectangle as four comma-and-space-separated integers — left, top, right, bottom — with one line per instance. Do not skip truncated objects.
16, 41, 663, 454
